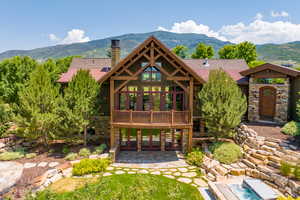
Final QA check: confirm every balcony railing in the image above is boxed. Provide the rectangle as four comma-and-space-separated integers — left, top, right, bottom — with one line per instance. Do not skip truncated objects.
113, 110, 190, 124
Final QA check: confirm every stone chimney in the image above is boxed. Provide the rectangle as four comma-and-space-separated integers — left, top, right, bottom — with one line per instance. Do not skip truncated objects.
111, 39, 120, 68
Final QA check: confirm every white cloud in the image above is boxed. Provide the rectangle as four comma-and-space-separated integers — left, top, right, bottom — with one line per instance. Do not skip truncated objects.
49, 29, 90, 44
157, 16, 300, 44
255, 13, 263, 20
158, 20, 227, 41
49, 33, 60, 42
271, 11, 289, 18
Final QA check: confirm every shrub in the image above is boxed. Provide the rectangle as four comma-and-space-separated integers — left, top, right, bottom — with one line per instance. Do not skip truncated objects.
94, 144, 107, 154
72, 158, 111, 176
282, 121, 300, 136
211, 142, 242, 164
78, 148, 91, 157
186, 148, 204, 167
0, 151, 24, 161
25, 153, 37, 159
62, 146, 70, 154
293, 164, 300, 180
65, 153, 78, 161
280, 161, 294, 176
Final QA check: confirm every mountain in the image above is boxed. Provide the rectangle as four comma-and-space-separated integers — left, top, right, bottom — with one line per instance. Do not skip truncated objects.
0, 31, 231, 60
257, 42, 300, 63
1, 31, 300, 63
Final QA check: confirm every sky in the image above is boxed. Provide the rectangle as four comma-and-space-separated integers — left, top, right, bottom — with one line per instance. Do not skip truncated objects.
1, 0, 300, 52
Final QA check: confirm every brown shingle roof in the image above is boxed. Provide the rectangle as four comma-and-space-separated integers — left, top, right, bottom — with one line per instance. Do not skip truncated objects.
183, 59, 249, 84
70, 57, 111, 69
57, 58, 111, 83
240, 63, 300, 77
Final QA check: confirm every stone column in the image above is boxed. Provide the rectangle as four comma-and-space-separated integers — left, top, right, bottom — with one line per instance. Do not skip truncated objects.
182, 129, 188, 153
137, 129, 141, 152
160, 130, 165, 151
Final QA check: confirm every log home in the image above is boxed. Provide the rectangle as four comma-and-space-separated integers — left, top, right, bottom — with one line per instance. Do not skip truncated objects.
58, 36, 300, 153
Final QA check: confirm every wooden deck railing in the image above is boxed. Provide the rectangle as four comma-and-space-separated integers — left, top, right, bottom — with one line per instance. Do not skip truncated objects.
113, 110, 190, 124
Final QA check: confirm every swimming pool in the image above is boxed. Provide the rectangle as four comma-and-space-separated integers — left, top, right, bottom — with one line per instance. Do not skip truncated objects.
229, 184, 262, 200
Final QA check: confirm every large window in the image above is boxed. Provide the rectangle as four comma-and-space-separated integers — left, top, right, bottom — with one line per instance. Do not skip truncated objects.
142, 66, 161, 82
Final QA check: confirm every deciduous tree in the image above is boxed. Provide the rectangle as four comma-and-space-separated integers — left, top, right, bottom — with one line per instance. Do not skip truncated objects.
65, 70, 100, 146
198, 69, 247, 140
218, 45, 237, 59
191, 43, 214, 59
172, 45, 189, 58
236, 41, 257, 64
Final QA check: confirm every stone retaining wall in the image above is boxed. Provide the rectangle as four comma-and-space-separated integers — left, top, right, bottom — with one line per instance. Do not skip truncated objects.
235, 124, 300, 197
0, 136, 35, 153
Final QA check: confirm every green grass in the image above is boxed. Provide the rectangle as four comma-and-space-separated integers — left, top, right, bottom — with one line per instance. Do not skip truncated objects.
0, 151, 24, 161
30, 174, 203, 200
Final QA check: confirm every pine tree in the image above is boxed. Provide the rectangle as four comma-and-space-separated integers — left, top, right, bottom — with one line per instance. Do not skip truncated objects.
65, 70, 100, 146
17, 65, 62, 146
198, 69, 247, 140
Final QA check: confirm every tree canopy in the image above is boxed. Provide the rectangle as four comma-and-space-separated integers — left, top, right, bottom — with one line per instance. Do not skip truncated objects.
191, 43, 214, 59
64, 70, 100, 146
198, 69, 247, 140
172, 45, 189, 58
16, 65, 63, 146
218, 42, 257, 64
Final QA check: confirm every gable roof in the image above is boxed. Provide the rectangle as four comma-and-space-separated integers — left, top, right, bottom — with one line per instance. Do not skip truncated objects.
57, 58, 110, 83
240, 63, 300, 77
98, 36, 205, 84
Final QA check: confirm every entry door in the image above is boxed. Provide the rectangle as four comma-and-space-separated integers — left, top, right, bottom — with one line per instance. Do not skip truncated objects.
259, 86, 276, 120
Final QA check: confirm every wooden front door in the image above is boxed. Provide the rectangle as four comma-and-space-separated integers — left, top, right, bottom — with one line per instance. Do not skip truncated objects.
259, 86, 276, 120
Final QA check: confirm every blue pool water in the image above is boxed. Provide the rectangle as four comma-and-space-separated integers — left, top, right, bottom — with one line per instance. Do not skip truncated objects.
229, 184, 262, 200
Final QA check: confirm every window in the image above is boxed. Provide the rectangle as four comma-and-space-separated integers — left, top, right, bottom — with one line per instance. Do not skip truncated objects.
254, 78, 285, 84
141, 66, 161, 81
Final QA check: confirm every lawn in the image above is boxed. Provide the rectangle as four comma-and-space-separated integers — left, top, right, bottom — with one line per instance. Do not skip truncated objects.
29, 174, 204, 200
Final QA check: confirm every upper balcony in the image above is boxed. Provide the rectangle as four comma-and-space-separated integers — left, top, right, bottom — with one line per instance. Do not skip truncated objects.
112, 110, 192, 128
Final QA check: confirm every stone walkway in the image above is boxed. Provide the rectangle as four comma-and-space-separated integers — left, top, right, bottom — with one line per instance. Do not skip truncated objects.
0, 162, 23, 194
104, 151, 208, 190
104, 165, 208, 188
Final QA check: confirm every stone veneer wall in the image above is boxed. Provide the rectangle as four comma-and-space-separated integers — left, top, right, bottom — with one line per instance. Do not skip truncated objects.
248, 77, 289, 124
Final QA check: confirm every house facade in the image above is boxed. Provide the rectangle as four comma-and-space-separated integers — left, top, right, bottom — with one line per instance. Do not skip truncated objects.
58, 36, 300, 153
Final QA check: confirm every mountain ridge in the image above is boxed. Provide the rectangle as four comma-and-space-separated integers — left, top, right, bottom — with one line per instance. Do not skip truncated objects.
1, 31, 300, 63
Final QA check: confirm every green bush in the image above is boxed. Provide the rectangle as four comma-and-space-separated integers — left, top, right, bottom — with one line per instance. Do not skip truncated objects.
0, 151, 24, 161
282, 121, 300, 136
62, 146, 70, 154
186, 148, 204, 167
280, 161, 294, 176
293, 164, 300, 180
211, 142, 242, 164
25, 153, 37, 159
94, 144, 107, 154
72, 158, 111, 176
78, 148, 91, 157
65, 153, 78, 161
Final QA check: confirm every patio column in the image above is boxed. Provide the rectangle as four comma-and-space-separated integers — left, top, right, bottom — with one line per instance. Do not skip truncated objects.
160, 130, 165, 151
137, 129, 141, 152
110, 127, 115, 148
200, 119, 205, 136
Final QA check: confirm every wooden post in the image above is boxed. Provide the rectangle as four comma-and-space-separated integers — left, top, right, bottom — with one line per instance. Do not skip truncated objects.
160, 130, 165, 151
130, 110, 133, 123
150, 110, 153, 123
189, 78, 194, 122
137, 129, 141, 152
171, 109, 174, 125
110, 79, 115, 149
188, 127, 193, 152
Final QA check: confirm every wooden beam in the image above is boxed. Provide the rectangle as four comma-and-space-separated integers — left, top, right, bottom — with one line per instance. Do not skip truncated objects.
189, 78, 194, 120
167, 77, 191, 81
174, 80, 189, 93
111, 76, 138, 80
